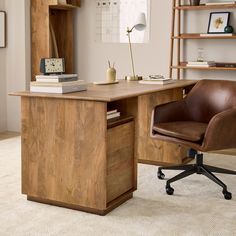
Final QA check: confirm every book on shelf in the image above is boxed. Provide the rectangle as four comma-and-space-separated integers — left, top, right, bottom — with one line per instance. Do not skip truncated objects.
30, 80, 87, 94
200, 33, 235, 37
107, 109, 118, 115
187, 61, 216, 67
107, 111, 120, 120
205, 1, 235, 5
186, 64, 215, 68
139, 79, 174, 85
187, 61, 215, 65
215, 62, 236, 68
35, 74, 78, 83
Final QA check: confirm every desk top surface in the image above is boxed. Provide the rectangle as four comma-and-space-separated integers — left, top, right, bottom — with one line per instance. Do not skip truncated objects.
11, 79, 197, 102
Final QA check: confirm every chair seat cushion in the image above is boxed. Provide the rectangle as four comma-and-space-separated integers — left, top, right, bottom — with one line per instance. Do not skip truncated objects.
153, 121, 208, 142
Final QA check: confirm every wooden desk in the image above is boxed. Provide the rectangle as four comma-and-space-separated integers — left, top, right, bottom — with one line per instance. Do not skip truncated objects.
12, 79, 196, 215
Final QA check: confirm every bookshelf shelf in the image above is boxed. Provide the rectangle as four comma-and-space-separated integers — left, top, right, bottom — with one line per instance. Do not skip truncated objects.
171, 65, 236, 71
175, 4, 236, 10
49, 4, 78, 10
173, 34, 236, 39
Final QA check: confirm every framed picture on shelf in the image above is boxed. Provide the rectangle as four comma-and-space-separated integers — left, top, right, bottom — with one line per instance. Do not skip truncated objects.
207, 12, 230, 34
0, 11, 6, 48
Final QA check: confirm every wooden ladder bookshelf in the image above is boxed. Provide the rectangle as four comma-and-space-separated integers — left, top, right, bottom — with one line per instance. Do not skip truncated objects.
169, 0, 236, 80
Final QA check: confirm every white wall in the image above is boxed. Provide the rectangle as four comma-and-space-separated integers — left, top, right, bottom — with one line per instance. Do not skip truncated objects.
0, 0, 30, 132
5, 0, 30, 131
0, 0, 7, 131
75, 0, 236, 82
75, 0, 172, 82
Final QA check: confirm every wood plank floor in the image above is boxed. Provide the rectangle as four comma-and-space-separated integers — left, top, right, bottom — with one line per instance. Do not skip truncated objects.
0, 131, 20, 141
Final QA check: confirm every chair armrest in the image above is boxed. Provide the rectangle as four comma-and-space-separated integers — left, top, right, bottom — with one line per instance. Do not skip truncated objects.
153, 100, 190, 124
203, 108, 236, 151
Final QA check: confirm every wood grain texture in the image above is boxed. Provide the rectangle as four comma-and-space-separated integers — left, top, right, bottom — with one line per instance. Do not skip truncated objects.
11, 80, 197, 102
49, 9, 74, 73
169, 0, 176, 79
21, 97, 108, 210
31, 0, 50, 80
28, 192, 133, 215
137, 88, 188, 164
173, 34, 236, 39
172, 65, 236, 71
175, 4, 236, 10
107, 122, 134, 203
0, 132, 20, 141
31, 0, 78, 80
107, 98, 138, 188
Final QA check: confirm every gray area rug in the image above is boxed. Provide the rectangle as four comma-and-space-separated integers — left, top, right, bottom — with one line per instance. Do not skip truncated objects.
0, 137, 236, 236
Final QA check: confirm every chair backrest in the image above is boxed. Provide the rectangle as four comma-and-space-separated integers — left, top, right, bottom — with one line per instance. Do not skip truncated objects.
186, 80, 236, 123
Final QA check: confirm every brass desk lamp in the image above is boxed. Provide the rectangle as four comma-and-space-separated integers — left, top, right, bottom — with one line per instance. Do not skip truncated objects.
126, 12, 146, 81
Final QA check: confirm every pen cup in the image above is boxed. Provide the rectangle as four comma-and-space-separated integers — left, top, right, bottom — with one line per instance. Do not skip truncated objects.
107, 67, 116, 83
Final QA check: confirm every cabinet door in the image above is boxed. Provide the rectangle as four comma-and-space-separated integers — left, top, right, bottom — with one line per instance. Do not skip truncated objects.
107, 122, 134, 203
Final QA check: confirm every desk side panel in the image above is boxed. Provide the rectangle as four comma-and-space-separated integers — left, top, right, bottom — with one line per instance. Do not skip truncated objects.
137, 88, 188, 164
21, 97, 107, 210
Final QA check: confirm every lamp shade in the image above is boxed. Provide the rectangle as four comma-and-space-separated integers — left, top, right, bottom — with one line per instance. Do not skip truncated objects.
134, 12, 146, 31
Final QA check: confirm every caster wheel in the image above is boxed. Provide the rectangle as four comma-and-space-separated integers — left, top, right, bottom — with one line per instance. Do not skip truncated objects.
157, 170, 165, 180
223, 190, 232, 200
166, 185, 174, 195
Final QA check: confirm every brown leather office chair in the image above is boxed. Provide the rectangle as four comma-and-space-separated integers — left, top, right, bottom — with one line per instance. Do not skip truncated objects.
152, 79, 236, 200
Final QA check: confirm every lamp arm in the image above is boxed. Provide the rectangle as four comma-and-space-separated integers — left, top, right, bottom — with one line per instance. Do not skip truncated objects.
127, 25, 135, 33
127, 31, 136, 79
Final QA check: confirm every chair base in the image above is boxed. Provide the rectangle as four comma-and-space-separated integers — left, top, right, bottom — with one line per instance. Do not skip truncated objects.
158, 154, 236, 200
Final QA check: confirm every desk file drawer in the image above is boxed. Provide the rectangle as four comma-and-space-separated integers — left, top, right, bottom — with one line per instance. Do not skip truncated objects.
107, 121, 134, 203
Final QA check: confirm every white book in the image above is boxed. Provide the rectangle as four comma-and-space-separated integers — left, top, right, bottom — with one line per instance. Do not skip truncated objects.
36, 77, 78, 83
186, 64, 212, 67
107, 109, 118, 115
200, 33, 234, 37
148, 75, 165, 80
139, 79, 175, 85
205, 2, 235, 5
145, 77, 172, 81
187, 61, 215, 65
107, 112, 121, 120
30, 80, 85, 87
30, 83, 87, 94
36, 74, 78, 79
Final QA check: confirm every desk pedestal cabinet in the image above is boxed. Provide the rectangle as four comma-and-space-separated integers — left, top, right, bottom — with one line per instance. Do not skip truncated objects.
22, 97, 135, 215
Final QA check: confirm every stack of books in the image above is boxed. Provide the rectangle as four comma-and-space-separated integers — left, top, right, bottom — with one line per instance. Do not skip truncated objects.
139, 75, 174, 85
205, 1, 236, 5
30, 74, 87, 94
186, 61, 216, 68
107, 109, 121, 120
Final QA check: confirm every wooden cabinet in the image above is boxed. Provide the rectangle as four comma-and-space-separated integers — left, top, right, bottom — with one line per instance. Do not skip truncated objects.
31, 0, 80, 80
21, 95, 135, 215
107, 120, 134, 204
170, 0, 236, 79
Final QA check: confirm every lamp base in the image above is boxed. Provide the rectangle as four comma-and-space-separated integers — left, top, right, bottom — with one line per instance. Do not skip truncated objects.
125, 75, 143, 81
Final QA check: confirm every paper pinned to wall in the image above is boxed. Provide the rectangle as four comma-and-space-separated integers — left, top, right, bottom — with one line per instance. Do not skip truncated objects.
95, 0, 150, 43
0, 11, 6, 48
